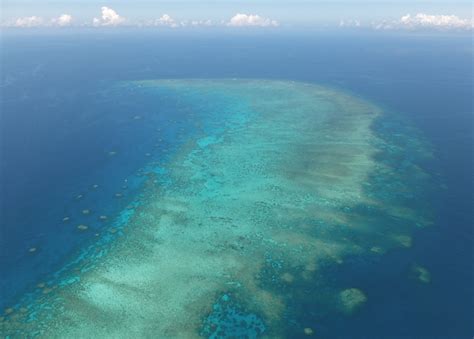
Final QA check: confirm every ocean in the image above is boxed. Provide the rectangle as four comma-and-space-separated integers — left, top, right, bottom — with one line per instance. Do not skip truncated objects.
0, 29, 472, 337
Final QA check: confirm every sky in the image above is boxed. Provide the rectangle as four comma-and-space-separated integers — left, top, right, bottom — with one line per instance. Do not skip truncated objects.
1, 0, 473, 29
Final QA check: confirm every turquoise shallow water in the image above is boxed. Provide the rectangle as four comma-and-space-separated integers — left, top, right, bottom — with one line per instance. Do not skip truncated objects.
1, 79, 435, 338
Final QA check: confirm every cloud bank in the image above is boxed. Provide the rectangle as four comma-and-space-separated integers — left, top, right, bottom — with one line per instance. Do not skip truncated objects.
339, 13, 472, 31
141, 14, 214, 28
399, 13, 473, 29
184, 19, 214, 27
227, 13, 279, 27
93, 6, 125, 26
374, 13, 473, 30
4, 14, 73, 27
4, 9, 471, 31
339, 19, 360, 28
13, 16, 44, 28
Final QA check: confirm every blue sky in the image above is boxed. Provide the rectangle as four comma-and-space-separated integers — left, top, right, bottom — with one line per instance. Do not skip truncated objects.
1, 0, 472, 28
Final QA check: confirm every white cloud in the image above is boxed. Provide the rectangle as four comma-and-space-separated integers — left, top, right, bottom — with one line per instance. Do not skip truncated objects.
13, 16, 44, 28
339, 19, 361, 28
156, 14, 179, 28
144, 15, 214, 28
227, 13, 279, 27
51, 14, 73, 27
374, 13, 473, 30
400, 13, 473, 29
93, 6, 125, 26
181, 19, 214, 27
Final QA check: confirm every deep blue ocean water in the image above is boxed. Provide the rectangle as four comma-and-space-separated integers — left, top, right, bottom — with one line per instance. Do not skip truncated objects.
1, 29, 472, 337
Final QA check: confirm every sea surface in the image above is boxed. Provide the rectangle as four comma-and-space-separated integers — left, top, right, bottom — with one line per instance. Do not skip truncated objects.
0, 29, 472, 337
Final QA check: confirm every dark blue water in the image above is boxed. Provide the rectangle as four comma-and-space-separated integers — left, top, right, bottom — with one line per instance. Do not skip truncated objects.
1, 29, 472, 337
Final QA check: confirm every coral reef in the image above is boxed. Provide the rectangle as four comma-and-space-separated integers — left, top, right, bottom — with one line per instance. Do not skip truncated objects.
339, 288, 367, 314
412, 264, 431, 284
2, 80, 433, 338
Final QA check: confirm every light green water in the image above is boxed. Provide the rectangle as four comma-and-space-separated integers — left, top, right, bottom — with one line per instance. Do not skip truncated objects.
1, 80, 433, 338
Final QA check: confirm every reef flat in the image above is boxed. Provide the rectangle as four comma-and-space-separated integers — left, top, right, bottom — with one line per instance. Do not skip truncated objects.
1, 80, 433, 338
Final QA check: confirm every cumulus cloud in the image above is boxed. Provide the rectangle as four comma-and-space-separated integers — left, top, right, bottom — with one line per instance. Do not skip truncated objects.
140, 14, 179, 28
227, 13, 279, 27
374, 13, 473, 30
13, 16, 44, 28
51, 14, 73, 27
93, 6, 125, 26
156, 14, 179, 28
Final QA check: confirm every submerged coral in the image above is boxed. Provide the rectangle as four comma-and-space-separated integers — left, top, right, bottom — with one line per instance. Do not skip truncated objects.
412, 264, 431, 284
77, 224, 88, 231
339, 288, 367, 314
201, 294, 266, 339
3, 80, 433, 338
